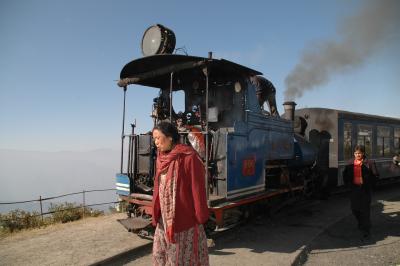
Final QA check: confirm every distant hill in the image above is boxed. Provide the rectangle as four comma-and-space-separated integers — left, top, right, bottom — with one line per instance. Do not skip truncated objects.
0, 149, 121, 213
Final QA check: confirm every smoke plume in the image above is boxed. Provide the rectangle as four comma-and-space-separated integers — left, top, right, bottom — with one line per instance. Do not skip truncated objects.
284, 0, 400, 100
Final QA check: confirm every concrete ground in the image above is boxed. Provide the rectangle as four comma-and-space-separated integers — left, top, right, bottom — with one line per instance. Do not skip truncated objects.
302, 196, 400, 266
0, 183, 399, 266
0, 213, 152, 266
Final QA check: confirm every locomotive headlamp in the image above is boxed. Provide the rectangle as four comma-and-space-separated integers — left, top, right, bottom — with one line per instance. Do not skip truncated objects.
141, 24, 176, 56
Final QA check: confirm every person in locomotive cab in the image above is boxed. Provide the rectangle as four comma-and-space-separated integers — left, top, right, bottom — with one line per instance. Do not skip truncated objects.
250, 75, 279, 117
151, 121, 210, 266
175, 111, 206, 159
342, 145, 379, 240
393, 153, 400, 166
175, 112, 188, 133
152, 90, 179, 121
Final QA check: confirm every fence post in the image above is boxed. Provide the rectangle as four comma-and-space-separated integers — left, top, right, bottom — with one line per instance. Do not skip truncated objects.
39, 196, 43, 223
82, 190, 85, 219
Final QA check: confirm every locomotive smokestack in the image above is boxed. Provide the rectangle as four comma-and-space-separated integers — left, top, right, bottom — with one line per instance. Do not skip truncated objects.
283, 101, 296, 121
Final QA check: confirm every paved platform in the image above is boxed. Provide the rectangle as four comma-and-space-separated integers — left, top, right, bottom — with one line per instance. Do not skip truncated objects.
98, 185, 400, 266
0, 213, 152, 266
302, 196, 400, 266
0, 184, 399, 266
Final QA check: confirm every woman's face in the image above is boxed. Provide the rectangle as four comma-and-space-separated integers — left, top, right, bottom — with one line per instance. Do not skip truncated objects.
354, 150, 364, 161
153, 129, 173, 152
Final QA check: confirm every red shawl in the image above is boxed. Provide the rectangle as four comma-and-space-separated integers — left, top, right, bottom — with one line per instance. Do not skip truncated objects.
152, 143, 208, 243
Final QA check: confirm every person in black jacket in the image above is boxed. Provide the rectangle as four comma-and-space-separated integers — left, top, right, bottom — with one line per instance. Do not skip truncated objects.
342, 145, 378, 239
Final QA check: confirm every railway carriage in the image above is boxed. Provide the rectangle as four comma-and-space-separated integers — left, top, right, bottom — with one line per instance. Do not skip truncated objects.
295, 108, 400, 189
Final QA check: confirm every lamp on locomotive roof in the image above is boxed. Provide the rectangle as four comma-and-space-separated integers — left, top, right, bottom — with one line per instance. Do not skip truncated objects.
141, 24, 176, 56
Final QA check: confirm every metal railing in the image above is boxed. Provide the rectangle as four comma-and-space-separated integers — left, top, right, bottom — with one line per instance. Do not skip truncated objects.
0, 188, 119, 223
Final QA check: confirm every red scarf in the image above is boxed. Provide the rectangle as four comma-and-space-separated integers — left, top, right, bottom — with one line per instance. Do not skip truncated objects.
353, 159, 363, 185
153, 144, 195, 243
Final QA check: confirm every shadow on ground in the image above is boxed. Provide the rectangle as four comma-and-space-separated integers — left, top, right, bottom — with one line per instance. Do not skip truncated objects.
208, 183, 400, 258
307, 197, 400, 251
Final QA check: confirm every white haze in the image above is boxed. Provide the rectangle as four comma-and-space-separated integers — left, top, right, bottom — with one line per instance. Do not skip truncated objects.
0, 149, 121, 214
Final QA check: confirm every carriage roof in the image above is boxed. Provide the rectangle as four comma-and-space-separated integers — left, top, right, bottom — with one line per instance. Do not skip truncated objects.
296, 107, 400, 124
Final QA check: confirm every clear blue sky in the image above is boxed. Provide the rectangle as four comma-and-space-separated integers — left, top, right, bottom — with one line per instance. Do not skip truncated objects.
1, 0, 399, 152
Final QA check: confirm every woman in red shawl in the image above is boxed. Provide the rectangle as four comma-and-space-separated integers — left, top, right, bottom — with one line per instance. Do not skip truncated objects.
152, 121, 209, 266
343, 145, 378, 240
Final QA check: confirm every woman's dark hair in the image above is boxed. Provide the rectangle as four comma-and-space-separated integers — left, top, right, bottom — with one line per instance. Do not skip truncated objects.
354, 144, 366, 158
153, 121, 180, 144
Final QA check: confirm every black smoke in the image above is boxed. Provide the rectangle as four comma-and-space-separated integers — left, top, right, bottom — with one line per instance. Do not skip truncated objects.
284, 0, 400, 101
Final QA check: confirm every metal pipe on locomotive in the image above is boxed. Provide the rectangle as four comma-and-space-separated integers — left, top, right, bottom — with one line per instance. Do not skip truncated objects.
115, 24, 318, 235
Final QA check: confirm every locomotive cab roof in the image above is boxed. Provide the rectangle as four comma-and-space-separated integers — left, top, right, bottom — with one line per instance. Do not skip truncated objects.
118, 54, 262, 89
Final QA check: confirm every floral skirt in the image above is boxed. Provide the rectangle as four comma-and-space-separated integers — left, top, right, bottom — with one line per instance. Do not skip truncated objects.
153, 222, 209, 266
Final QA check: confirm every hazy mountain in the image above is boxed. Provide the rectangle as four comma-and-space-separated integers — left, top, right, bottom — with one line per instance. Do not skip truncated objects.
0, 149, 122, 213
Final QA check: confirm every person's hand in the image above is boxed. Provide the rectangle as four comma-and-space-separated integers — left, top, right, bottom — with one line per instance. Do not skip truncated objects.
166, 226, 175, 243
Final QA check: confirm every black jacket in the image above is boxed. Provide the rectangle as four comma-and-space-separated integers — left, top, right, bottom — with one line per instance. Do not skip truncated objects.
342, 159, 378, 191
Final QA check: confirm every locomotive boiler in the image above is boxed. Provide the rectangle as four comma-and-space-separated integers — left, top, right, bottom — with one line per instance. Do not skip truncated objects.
115, 24, 318, 235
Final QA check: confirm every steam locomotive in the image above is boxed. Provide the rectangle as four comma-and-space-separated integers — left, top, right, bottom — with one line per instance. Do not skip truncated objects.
115, 25, 400, 236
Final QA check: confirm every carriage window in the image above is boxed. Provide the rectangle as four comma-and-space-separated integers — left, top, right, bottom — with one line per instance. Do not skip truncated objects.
343, 123, 352, 160
357, 125, 373, 157
395, 128, 400, 154
377, 126, 391, 157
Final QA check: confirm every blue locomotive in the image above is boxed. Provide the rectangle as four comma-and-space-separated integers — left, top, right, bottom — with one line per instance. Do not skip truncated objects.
114, 25, 400, 235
